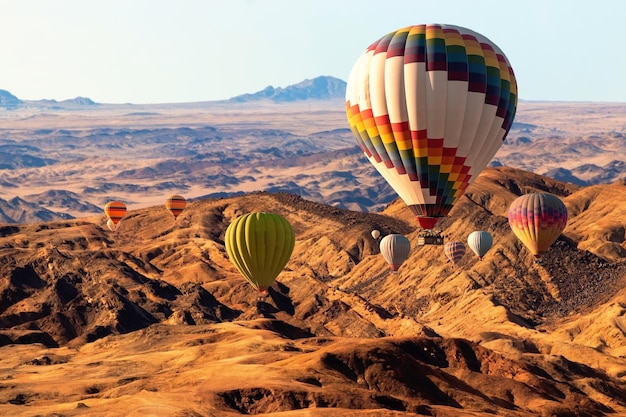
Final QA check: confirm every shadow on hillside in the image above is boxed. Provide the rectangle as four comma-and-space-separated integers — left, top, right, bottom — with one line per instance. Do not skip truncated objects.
256, 283, 295, 318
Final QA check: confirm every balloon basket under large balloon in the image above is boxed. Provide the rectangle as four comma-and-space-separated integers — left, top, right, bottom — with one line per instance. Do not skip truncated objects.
417, 231, 444, 246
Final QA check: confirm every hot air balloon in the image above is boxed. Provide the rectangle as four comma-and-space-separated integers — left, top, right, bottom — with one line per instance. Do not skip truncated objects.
104, 201, 127, 225
346, 24, 517, 230
371, 229, 381, 239
508, 193, 568, 259
467, 230, 492, 259
165, 194, 186, 220
225, 212, 295, 297
379, 233, 411, 272
444, 241, 466, 265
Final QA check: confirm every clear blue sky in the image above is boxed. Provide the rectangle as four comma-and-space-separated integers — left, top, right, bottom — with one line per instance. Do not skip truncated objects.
1, 0, 624, 104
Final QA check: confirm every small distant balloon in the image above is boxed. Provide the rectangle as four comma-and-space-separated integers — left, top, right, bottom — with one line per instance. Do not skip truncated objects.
371, 229, 381, 239
379, 234, 411, 272
467, 231, 493, 260
104, 201, 127, 225
444, 241, 466, 265
508, 193, 568, 259
165, 194, 186, 220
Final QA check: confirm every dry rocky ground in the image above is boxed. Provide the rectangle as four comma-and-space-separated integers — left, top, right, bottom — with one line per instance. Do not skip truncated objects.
0, 167, 624, 416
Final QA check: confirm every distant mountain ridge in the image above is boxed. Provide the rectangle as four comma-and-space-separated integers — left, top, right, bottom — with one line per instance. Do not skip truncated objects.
1, 76, 345, 108
0, 89, 97, 109
228, 76, 346, 102
0, 89, 20, 108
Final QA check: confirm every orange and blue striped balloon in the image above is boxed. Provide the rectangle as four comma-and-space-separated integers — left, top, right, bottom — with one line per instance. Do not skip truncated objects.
104, 201, 127, 225
165, 194, 187, 219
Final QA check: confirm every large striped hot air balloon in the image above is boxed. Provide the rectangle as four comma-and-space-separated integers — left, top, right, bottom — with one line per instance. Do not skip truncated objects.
104, 201, 127, 225
444, 241, 466, 265
165, 194, 186, 220
508, 193, 568, 259
346, 24, 517, 230
379, 233, 411, 272
225, 212, 295, 296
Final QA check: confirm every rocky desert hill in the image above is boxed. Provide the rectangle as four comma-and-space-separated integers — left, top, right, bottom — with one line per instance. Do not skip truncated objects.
0, 166, 625, 416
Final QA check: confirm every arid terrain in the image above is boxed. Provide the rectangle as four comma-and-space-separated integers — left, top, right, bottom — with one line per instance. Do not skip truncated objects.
0, 82, 625, 416
0, 166, 624, 416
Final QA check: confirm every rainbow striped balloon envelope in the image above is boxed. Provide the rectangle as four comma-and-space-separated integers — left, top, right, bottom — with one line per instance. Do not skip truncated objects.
508, 193, 568, 259
346, 24, 517, 230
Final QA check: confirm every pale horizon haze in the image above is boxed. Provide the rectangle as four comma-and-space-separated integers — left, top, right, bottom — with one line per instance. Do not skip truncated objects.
1, 0, 625, 104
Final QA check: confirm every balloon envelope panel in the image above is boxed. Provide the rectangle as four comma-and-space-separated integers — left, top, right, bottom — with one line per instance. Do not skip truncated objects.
346, 24, 517, 227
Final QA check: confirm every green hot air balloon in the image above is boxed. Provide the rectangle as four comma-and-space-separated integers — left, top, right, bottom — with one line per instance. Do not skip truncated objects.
225, 212, 295, 297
